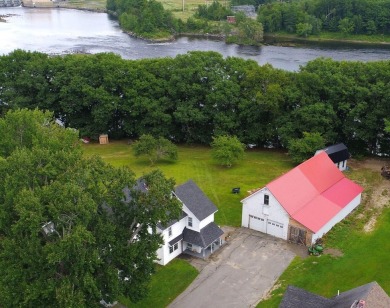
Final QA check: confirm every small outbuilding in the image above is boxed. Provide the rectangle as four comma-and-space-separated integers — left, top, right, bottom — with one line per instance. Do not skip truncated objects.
99, 134, 109, 145
315, 143, 350, 171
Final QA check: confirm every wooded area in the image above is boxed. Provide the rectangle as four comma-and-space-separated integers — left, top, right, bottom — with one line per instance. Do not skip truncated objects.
258, 0, 390, 36
1, 50, 389, 156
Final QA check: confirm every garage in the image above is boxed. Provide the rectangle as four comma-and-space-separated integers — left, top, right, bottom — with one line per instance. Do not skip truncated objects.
248, 215, 266, 233
266, 220, 284, 238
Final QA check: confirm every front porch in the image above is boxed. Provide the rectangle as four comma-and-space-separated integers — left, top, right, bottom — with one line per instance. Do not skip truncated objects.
183, 238, 224, 259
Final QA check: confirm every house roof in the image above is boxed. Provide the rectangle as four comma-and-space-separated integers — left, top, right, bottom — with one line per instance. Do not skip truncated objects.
266, 152, 363, 233
183, 222, 224, 248
280, 282, 390, 308
174, 180, 218, 221
168, 233, 183, 246
280, 285, 330, 308
317, 143, 350, 164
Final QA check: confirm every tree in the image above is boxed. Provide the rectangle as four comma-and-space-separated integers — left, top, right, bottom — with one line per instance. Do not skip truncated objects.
296, 22, 313, 37
287, 132, 325, 164
132, 134, 178, 165
0, 109, 182, 307
211, 135, 245, 167
338, 17, 355, 34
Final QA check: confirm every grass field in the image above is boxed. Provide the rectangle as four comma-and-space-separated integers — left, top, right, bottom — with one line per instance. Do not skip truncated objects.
257, 165, 390, 307
82, 140, 293, 227
119, 259, 198, 307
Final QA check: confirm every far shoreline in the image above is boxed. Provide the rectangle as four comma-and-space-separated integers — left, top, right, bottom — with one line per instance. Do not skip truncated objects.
18, 3, 390, 48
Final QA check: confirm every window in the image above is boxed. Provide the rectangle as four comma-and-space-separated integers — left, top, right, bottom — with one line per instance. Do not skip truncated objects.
169, 242, 179, 254
168, 227, 172, 237
188, 217, 193, 227
187, 243, 193, 250
264, 194, 269, 205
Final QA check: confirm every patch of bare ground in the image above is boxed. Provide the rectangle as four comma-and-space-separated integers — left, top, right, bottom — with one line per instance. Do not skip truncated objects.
348, 158, 390, 233
261, 282, 282, 301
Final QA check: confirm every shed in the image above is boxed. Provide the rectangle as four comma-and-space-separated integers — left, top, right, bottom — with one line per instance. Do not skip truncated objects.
315, 143, 350, 171
99, 134, 109, 145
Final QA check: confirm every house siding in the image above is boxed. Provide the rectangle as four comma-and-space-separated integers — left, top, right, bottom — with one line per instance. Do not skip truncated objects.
312, 193, 362, 243
183, 204, 200, 231
199, 214, 214, 229
242, 188, 290, 240
156, 217, 186, 265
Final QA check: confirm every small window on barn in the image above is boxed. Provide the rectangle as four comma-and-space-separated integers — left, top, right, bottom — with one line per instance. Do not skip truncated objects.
168, 227, 172, 237
188, 217, 193, 227
264, 194, 269, 205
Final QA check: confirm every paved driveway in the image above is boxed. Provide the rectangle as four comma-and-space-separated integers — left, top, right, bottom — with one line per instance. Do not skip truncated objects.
169, 228, 297, 308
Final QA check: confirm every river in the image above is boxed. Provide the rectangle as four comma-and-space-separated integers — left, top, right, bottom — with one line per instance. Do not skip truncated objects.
1, 7, 390, 71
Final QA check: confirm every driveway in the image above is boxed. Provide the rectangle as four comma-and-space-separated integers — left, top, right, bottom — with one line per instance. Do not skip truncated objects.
169, 228, 298, 308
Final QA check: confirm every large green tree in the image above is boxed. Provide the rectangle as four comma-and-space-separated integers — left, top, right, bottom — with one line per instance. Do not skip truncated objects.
132, 134, 178, 165
0, 109, 182, 307
211, 135, 245, 167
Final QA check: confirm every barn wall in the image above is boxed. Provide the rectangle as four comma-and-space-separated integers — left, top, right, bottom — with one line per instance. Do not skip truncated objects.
312, 193, 362, 243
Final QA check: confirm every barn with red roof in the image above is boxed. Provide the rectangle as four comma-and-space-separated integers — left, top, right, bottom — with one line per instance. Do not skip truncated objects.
241, 152, 363, 245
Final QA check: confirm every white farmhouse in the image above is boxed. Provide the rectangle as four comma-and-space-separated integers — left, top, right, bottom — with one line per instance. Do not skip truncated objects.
156, 180, 224, 265
241, 152, 363, 245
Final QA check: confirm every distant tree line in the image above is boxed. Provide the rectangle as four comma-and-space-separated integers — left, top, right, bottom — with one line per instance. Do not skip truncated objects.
1, 50, 390, 156
258, 0, 390, 36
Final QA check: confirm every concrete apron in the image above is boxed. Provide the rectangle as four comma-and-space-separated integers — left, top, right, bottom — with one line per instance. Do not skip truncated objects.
169, 228, 296, 308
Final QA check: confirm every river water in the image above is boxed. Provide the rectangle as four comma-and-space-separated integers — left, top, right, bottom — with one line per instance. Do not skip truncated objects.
1, 7, 390, 71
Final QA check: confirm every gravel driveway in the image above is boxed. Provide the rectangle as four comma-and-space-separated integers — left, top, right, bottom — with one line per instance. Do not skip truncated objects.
169, 228, 297, 308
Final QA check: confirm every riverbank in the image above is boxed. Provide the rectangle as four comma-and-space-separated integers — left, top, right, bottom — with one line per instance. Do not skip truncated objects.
22, 0, 106, 12
16, 2, 390, 48
264, 33, 390, 48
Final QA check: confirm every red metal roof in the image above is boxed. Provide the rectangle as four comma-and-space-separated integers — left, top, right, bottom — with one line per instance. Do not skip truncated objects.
267, 152, 363, 232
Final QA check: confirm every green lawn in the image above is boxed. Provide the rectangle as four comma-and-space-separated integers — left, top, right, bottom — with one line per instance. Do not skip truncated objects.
257, 167, 390, 307
118, 259, 198, 307
82, 140, 293, 227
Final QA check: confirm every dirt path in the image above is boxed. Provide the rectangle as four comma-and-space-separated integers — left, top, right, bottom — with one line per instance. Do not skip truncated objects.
349, 158, 390, 232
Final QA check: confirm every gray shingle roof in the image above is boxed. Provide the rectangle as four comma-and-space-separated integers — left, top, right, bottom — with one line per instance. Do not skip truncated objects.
168, 233, 183, 246
183, 222, 223, 248
280, 286, 330, 308
174, 180, 218, 221
321, 143, 350, 163
280, 282, 390, 308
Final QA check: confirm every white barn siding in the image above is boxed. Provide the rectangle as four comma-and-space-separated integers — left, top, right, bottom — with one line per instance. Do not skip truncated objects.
312, 193, 362, 243
242, 188, 290, 240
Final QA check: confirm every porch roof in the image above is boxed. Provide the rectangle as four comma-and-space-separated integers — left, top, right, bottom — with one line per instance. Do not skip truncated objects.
169, 233, 183, 246
183, 222, 223, 248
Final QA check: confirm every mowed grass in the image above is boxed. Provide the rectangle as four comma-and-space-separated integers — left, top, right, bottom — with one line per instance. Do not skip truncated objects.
257, 167, 390, 307
82, 140, 293, 227
118, 259, 198, 308
159, 0, 212, 20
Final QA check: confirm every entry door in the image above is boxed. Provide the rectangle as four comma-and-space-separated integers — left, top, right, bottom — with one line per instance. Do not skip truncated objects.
289, 226, 306, 245
248, 215, 266, 233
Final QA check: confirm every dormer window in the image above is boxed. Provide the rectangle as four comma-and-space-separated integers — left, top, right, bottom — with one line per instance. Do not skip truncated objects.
168, 227, 172, 237
264, 194, 269, 205
188, 217, 193, 227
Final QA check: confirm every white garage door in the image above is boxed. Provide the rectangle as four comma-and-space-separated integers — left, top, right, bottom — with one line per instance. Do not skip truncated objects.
248, 215, 266, 233
266, 220, 284, 238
